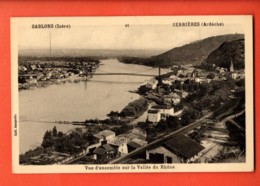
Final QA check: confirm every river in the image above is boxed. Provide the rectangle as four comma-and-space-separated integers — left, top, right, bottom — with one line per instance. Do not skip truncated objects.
19, 58, 168, 154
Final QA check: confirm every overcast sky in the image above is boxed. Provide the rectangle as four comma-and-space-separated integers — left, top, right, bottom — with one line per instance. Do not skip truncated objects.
18, 22, 243, 51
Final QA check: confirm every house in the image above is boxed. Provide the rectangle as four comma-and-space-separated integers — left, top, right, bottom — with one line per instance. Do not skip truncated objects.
109, 136, 130, 156
162, 78, 172, 85
147, 109, 161, 123
146, 79, 158, 89
194, 77, 211, 84
18, 66, 27, 72
146, 134, 205, 163
152, 105, 174, 116
231, 72, 239, 79
216, 67, 227, 75
30, 64, 37, 70
93, 144, 117, 160
163, 93, 181, 105
94, 130, 116, 143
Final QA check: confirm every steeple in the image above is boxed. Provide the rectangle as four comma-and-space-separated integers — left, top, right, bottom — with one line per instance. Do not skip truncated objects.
230, 59, 234, 72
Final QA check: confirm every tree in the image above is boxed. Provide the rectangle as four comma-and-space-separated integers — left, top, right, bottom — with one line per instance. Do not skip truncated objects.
57, 131, 64, 138
42, 130, 54, 148
52, 126, 58, 137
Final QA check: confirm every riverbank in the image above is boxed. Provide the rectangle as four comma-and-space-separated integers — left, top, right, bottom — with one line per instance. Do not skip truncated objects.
19, 74, 90, 90
19, 58, 158, 154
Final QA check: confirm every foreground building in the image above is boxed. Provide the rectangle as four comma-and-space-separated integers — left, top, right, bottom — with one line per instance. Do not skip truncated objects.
146, 134, 204, 163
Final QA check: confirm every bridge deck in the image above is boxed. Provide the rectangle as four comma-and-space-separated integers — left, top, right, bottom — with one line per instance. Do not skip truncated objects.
93, 73, 155, 77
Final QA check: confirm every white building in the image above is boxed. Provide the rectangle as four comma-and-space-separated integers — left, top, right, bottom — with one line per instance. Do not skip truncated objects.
195, 77, 211, 84
110, 136, 129, 156
147, 109, 161, 123
231, 72, 239, 79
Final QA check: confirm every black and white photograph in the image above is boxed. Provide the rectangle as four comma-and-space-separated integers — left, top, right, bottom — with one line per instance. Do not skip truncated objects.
11, 16, 254, 173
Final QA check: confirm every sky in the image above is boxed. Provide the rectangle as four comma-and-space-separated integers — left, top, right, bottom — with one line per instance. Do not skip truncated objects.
18, 21, 243, 51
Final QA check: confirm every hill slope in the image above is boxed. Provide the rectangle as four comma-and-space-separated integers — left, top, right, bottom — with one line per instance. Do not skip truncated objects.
203, 39, 245, 69
153, 34, 244, 67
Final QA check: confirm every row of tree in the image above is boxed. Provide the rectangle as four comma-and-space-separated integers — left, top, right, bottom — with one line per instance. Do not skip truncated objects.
42, 127, 89, 154
120, 98, 148, 117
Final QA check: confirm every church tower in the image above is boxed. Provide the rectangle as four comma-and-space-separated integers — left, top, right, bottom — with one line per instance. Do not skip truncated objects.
230, 59, 234, 72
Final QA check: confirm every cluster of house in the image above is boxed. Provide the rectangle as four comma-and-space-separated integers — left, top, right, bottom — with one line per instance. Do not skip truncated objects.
213, 61, 245, 80
27, 126, 206, 164
145, 61, 245, 125
146, 83, 185, 124
18, 61, 98, 89
92, 128, 148, 161
89, 129, 207, 164
55, 127, 148, 164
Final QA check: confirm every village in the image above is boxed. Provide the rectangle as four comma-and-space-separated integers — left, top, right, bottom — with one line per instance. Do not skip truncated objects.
18, 57, 99, 90
19, 58, 246, 165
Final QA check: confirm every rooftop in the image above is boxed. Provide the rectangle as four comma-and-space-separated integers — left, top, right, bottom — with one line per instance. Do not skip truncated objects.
96, 130, 115, 137
93, 147, 106, 155
148, 109, 160, 114
127, 141, 142, 149
132, 128, 147, 137
163, 134, 204, 159
111, 136, 129, 146
131, 138, 148, 147
152, 104, 172, 110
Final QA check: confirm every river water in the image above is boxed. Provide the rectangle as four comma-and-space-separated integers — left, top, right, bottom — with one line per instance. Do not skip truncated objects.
19, 59, 166, 154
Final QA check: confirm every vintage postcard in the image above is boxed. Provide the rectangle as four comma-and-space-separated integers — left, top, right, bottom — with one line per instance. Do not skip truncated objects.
11, 16, 254, 173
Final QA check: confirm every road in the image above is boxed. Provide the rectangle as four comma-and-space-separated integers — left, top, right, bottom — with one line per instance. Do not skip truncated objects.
222, 109, 245, 131
109, 112, 213, 164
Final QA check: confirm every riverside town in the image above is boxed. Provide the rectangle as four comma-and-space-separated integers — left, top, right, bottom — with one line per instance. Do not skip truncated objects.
14, 17, 252, 171
18, 34, 246, 165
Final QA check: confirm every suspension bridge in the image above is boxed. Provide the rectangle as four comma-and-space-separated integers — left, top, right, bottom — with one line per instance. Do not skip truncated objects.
92, 72, 155, 77
88, 67, 170, 77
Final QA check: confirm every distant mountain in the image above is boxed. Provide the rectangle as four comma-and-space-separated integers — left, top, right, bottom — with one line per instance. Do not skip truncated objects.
152, 34, 244, 67
203, 39, 245, 69
119, 34, 244, 68
19, 49, 165, 58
